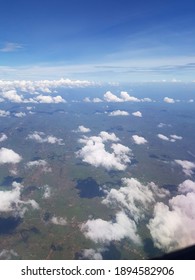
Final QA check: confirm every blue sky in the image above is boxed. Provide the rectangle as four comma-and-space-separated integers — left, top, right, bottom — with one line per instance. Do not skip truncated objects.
0, 0, 195, 82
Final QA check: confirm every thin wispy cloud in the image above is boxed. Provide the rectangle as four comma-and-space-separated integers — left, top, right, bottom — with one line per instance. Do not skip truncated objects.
0, 42, 23, 52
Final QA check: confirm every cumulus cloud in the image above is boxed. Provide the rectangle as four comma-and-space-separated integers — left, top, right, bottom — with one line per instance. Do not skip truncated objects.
178, 179, 195, 194
103, 91, 150, 103
120, 91, 140, 102
163, 97, 175, 103
27, 131, 64, 145
0, 182, 39, 216
26, 159, 51, 173
132, 111, 142, 117
0, 86, 67, 104
0, 148, 22, 164
157, 123, 172, 128
35, 95, 66, 103
108, 110, 129, 116
0, 249, 18, 260
0, 133, 8, 142
50, 216, 67, 226
157, 134, 182, 142
170, 134, 182, 140
104, 91, 123, 102
81, 175, 195, 253
92, 97, 103, 103
81, 211, 141, 245
75, 125, 91, 133
78, 248, 104, 260
0, 109, 10, 117
0, 78, 94, 95
43, 185, 51, 199
157, 134, 170, 141
142, 97, 152, 102
14, 112, 26, 118
99, 131, 119, 142
83, 97, 91, 102
132, 135, 148, 145
174, 160, 195, 176
81, 178, 169, 244
148, 179, 195, 252
102, 178, 169, 223
76, 131, 132, 171
1, 89, 23, 103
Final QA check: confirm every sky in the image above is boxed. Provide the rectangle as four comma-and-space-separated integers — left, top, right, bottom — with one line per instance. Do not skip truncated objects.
0, 0, 195, 82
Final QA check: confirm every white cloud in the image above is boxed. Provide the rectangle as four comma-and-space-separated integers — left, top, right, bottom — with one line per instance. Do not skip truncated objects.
1, 89, 23, 103
35, 95, 66, 103
0, 182, 39, 215
50, 216, 67, 226
188, 99, 194, 103
92, 98, 103, 103
75, 125, 91, 133
0, 249, 18, 260
102, 177, 169, 222
104, 91, 122, 102
170, 134, 182, 140
157, 123, 166, 128
14, 112, 26, 118
103, 91, 142, 103
0, 148, 22, 164
163, 97, 175, 103
0, 182, 21, 212
132, 111, 142, 117
26, 106, 33, 110
132, 135, 147, 145
0, 110, 10, 117
0, 79, 95, 96
174, 160, 195, 177
99, 131, 119, 142
76, 132, 131, 171
120, 91, 140, 102
178, 179, 195, 194
148, 179, 195, 252
141, 97, 152, 102
81, 211, 141, 245
26, 159, 51, 173
108, 110, 129, 116
83, 97, 91, 102
0, 133, 8, 142
80, 174, 195, 253
78, 248, 103, 260
27, 131, 64, 145
0, 42, 23, 52
157, 134, 170, 141
43, 185, 51, 199
157, 133, 182, 142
